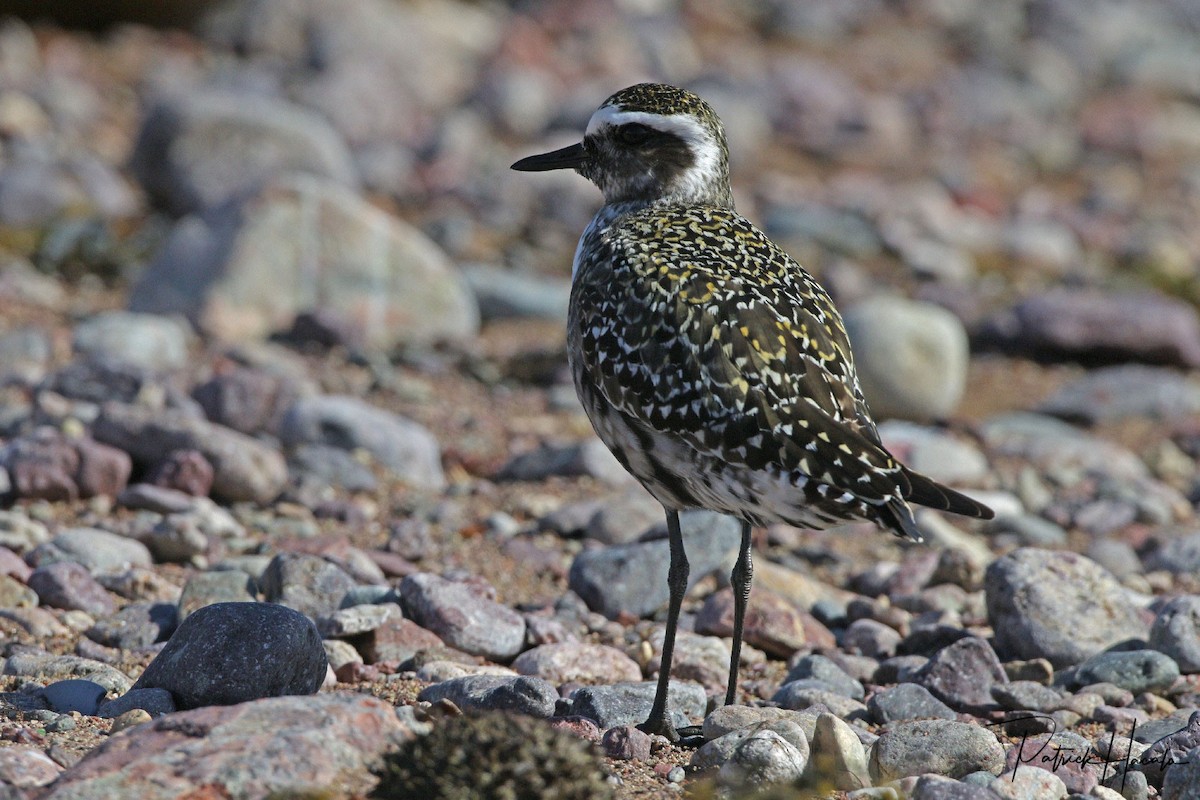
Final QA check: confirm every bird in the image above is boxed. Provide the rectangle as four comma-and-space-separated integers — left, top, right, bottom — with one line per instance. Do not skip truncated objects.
512, 82, 994, 742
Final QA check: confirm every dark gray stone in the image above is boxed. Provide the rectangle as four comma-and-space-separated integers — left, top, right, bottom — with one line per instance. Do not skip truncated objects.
568, 510, 742, 619
97, 688, 177, 719
867, 682, 957, 724
37, 679, 108, 715
570, 681, 708, 730
86, 602, 178, 649
398, 572, 525, 661
1070, 650, 1180, 694
785, 654, 865, 700
991, 681, 1066, 712
131, 601, 326, 709
416, 675, 558, 718
915, 636, 1008, 712
1151, 596, 1200, 673
178, 570, 257, 621
259, 552, 357, 619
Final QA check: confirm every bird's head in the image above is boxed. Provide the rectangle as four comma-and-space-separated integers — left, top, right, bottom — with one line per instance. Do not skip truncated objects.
512, 83, 733, 208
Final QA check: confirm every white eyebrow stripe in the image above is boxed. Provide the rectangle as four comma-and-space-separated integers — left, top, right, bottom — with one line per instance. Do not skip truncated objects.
585, 107, 710, 145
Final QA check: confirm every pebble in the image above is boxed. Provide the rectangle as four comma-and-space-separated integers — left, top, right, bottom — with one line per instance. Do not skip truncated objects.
463, 263, 571, 322
0, 746, 62, 789
497, 438, 634, 485
0, 509, 49, 552
86, 601, 177, 650
96, 687, 177, 719
698, 587, 835, 658
601, 725, 652, 761
130, 601, 327, 709
985, 548, 1149, 668
1151, 595, 1200, 673
279, 395, 445, 490
868, 683, 958, 724
914, 636, 1008, 712
786, 654, 866, 700
3, 651, 133, 693
416, 674, 558, 718
130, 89, 359, 216
978, 413, 1149, 482
2, 429, 132, 502
41, 693, 404, 800
1002, 731, 1102, 793
38, 527, 153, 574
129, 174, 480, 350
876, 421, 991, 485
72, 311, 191, 372
398, 572, 526, 661
259, 552, 358, 619
316, 602, 402, 638
702, 705, 822, 742
983, 289, 1200, 368
811, 712, 871, 791
177, 570, 258, 621
772, 682, 869, 719
991, 681, 1066, 712
843, 618, 904, 659
869, 720, 1005, 783
37, 678, 108, 715
1069, 650, 1180, 695
146, 450, 215, 498
841, 296, 970, 421
360, 616, 445, 664
718, 729, 810, 788
27, 561, 116, 616
693, 718, 810, 770
568, 510, 742, 619
1038, 365, 1200, 425
92, 401, 287, 505
511, 642, 642, 685
1144, 531, 1200, 574
1133, 709, 1200, 786
0, 573, 37, 607
570, 681, 708, 730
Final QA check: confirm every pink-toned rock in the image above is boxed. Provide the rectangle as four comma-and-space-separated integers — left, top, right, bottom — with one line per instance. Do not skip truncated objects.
0, 746, 62, 788
512, 642, 642, 685
0, 546, 32, 581
697, 587, 836, 658
362, 617, 445, 664
602, 724, 652, 761
549, 715, 602, 742
39, 693, 408, 800
73, 436, 133, 498
147, 449, 214, 497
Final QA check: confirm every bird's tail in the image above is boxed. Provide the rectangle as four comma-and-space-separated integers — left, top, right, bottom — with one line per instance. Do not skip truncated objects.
902, 468, 995, 520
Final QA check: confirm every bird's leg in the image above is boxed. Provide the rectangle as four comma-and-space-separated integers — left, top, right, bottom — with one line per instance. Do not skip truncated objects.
640, 509, 689, 742
725, 519, 753, 706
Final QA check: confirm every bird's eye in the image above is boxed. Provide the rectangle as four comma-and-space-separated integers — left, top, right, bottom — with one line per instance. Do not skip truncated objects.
615, 123, 653, 146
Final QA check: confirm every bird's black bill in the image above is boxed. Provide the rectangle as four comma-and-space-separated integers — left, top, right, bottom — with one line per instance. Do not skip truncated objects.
511, 142, 587, 172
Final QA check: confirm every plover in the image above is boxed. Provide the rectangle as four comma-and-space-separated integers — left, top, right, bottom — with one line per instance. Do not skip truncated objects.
513, 82, 993, 741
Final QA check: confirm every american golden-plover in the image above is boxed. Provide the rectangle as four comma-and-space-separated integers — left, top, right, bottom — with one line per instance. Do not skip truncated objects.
513, 82, 993, 741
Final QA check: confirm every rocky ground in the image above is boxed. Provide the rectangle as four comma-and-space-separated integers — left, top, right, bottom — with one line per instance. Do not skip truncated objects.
3, 0, 1200, 798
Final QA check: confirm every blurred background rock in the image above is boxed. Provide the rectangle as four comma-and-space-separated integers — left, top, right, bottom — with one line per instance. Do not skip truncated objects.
1, 0, 1200, 420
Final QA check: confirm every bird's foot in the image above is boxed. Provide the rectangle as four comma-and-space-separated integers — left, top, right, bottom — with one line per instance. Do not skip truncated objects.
636, 717, 705, 748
